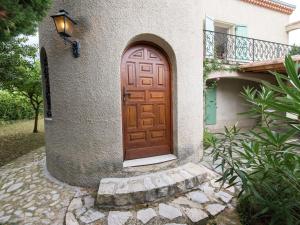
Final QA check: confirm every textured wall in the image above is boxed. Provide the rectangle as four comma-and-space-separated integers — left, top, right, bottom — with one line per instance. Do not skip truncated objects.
39, 0, 203, 187
40, 0, 289, 187
206, 79, 260, 131
202, 0, 289, 43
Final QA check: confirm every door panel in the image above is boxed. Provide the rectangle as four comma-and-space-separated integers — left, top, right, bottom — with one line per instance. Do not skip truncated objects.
205, 87, 217, 125
121, 45, 172, 160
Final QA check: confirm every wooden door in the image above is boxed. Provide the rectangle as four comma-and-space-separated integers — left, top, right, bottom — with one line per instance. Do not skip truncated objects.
205, 86, 217, 125
121, 45, 172, 160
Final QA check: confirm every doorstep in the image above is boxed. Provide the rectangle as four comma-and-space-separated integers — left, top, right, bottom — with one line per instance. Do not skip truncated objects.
123, 154, 177, 168
96, 163, 217, 209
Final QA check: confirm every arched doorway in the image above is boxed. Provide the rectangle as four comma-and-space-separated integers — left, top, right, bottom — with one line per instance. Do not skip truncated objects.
121, 44, 172, 160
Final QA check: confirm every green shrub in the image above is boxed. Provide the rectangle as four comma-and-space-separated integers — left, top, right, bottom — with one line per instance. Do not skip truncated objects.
203, 128, 217, 149
208, 56, 300, 225
209, 126, 300, 225
290, 45, 300, 56
0, 90, 35, 122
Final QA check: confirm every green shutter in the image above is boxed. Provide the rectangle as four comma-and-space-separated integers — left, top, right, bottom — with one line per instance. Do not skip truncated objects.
205, 16, 215, 58
205, 86, 217, 125
235, 25, 248, 37
205, 16, 215, 31
235, 25, 249, 61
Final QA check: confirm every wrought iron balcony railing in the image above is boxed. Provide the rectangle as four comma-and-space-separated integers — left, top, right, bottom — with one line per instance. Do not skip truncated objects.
204, 30, 300, 64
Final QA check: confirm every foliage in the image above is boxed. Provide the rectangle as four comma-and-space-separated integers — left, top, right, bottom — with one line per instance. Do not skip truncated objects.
241, 86, 276, 127
0, 0, 52, 42
203, 128, 217, 149
289, 45, 300, 56
206, 56, 300, 225
0, 90, 35, 122
0, 37, 43, 133
203, 58, 239, 88
203, 58, 226, 82
0, 37, 37, 83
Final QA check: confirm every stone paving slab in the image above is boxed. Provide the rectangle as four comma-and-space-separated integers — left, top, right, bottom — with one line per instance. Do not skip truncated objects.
67, 178, 239, 225
97, 163, 217, 208
0, 148, 77, 225
0, 147, 241, 225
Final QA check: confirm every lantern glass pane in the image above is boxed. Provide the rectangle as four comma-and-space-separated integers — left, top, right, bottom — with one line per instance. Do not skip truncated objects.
64, 17, 74, 37
54, 16, 65, 34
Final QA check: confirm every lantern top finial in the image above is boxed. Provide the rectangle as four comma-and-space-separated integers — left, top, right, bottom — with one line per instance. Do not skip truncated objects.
51, 9, 77, 25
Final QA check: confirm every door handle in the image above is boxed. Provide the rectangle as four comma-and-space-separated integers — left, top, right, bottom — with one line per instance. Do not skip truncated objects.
123, 87, 131, 102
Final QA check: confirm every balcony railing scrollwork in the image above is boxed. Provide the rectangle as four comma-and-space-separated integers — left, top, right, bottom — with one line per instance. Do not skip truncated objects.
204, 30, 300, 64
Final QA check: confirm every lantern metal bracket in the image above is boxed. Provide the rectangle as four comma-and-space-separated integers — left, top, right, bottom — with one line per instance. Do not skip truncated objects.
62, 36, 80, 58
51, 9, 80, 58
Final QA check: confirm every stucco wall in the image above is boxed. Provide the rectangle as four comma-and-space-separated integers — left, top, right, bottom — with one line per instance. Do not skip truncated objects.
206, 79, 260, 131
207, 71, 277, 84
202, 0, 290, 44
39, 0, 290, 187
39, 0, 203, 187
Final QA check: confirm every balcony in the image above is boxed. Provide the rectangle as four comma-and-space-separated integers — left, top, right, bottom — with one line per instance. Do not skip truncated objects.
204, 30, 300, 64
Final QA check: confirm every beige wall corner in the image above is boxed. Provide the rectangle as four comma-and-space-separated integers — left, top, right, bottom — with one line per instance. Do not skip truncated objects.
286, 21, 300, 32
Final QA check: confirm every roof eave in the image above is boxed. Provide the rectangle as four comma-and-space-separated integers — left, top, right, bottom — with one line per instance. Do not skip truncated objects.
241, 0, 296, 15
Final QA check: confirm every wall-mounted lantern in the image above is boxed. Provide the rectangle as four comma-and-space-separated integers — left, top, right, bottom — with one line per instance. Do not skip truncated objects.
51, 10, 80, 58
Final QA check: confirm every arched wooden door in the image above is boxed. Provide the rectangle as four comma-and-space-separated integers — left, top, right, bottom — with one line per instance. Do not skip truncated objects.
121, 45, 172, 160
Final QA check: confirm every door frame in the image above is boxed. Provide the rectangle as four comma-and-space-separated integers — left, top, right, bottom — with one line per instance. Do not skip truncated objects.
120, 42, 174, 160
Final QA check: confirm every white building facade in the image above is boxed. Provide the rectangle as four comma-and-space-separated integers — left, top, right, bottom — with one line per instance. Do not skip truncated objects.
39, 0, 295, 187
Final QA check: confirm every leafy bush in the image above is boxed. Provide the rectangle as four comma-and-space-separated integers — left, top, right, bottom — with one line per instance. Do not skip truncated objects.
290, 45, 300, 56
0, 38, 43, 132
207, 56, 300, 225
0, 90, 35, 122
203, 58, 239, 88
203, 128, 217, 149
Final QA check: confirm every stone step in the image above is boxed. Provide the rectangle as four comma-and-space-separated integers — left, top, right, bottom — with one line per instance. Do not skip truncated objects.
96, 163, 217, 209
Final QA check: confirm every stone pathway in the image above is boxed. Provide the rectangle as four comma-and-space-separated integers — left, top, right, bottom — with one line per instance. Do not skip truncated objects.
0, 147, 241, 225
0, 148, 77, 224
67, 179, 238, 225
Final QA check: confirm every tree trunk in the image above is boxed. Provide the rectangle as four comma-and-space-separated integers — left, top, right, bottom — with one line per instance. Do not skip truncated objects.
33, 108, 39, 133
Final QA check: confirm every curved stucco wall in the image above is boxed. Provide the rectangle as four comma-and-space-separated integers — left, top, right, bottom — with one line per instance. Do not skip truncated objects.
39, 0, 204, 187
